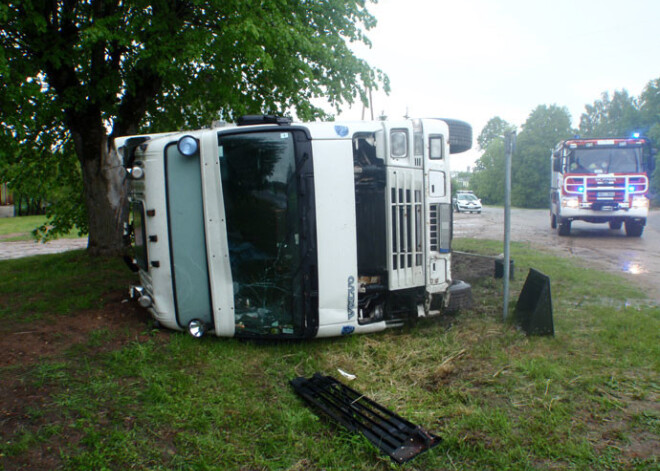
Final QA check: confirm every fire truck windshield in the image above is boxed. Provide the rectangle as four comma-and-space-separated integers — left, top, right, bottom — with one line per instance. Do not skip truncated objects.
567, 147, 642, 174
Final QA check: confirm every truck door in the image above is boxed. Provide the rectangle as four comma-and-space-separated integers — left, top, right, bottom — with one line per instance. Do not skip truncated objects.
421, 120, 451, 291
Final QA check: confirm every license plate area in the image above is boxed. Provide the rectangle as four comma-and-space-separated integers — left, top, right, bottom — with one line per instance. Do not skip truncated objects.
597, 191, 615, 199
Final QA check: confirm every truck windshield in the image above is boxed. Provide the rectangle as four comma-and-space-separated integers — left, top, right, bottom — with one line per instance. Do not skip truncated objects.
218, 131, 304, 337
567, 147, 642, 174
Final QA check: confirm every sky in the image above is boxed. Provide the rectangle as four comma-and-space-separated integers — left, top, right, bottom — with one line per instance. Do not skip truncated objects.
336, 0, 660, 171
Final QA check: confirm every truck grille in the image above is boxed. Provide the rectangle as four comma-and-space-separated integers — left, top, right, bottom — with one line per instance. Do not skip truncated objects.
564, 175, 648, 202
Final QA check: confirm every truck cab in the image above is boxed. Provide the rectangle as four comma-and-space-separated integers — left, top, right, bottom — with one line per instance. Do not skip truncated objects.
118, 117, 472, 339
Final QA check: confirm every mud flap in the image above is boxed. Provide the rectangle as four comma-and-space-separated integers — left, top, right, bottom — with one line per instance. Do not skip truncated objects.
290, 373, 440, 464
444, 279, 473, 313
514, 269, 554, 336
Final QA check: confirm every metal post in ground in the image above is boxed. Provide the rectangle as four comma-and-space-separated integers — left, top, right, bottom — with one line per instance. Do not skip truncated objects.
503, 131, 516, 321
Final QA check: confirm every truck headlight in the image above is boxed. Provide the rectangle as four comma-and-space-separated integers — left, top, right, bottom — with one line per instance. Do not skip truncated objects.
188, 319, 207, 338
138, 294, 153, 308
632, 197, 649, 208
177, 135, 199, 156
562, 197, 579, 209
129, 166, 144, 179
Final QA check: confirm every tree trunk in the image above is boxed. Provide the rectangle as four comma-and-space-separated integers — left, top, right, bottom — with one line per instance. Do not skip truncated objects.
74, 127, 128, 257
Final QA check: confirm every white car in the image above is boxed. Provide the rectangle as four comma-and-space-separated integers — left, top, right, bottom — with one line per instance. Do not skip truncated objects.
453, 192, 482, 213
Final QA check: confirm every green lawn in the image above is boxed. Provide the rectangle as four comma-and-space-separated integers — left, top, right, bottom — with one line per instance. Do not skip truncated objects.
0, 241, 658, 470
0, 215, 83, 241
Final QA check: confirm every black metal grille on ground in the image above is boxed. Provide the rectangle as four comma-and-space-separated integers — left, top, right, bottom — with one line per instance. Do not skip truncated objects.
290, 373, 440, 464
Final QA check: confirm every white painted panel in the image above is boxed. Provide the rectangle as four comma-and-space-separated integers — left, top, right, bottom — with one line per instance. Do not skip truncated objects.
429, 170, 446, 197
312, 139, 360, 328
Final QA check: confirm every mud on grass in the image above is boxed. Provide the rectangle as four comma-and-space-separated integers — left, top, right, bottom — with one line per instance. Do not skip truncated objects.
0, 289, 163, 470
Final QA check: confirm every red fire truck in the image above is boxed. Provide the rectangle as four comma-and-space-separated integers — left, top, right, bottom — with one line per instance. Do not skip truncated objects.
550, 136, 656, 237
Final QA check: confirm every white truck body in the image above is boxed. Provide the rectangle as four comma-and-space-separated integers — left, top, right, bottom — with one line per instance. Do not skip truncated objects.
117, 117, 471, 339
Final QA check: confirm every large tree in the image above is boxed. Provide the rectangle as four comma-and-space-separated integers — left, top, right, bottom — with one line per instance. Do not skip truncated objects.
638, 79, 660, 201
0, 0, 387, 255
476, 116, 516, 151
512, 105, 574, 208
579, 90, 641, 137
470, 139, 507, 205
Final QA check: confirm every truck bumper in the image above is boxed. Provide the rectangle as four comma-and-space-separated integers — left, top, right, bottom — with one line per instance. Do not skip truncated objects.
559, 206, 648, 223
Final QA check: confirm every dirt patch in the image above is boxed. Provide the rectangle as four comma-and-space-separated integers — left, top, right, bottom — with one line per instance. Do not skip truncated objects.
0, 290, 155, 368
452, 251, 499, 284
0, 291, 167, 471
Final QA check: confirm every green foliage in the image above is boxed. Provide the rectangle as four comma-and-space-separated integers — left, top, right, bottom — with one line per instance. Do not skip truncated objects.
511, 105, 575, 208
470, 139, 506, 205
471, 117, 516, 205
0, 0, 388, 247
476, 116, 516, 151
473, 107, 574, 207
638, 79, 660, 202
0, 74, 83, 224
579, 90, 642, 137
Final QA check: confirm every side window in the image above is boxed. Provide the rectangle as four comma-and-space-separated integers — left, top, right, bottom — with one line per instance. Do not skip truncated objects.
429, 135, 444, 160
552, 157, 561, 172
390, 129, 408, 159
352, 133, 379, 168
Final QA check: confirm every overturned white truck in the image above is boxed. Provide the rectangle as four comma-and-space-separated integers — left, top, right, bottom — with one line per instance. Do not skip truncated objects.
117, 116, 472, 339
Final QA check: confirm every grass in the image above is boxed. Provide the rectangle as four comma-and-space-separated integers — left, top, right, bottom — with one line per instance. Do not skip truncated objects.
0, 251, 133, 322
0, 215, 82, 241
1, 241, 658, 470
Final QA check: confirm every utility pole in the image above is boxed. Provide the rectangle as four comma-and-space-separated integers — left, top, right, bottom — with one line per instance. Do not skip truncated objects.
503, 131, 516, 321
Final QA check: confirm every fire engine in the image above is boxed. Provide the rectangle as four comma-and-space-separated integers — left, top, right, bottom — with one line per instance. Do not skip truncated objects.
550, 136, 656, 237
117, 116, 472, 339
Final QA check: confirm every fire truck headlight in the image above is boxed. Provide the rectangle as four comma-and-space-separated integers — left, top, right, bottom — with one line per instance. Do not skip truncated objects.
562, 197, 579, 209
632, 197, 649, 208
177, 135, 199, 156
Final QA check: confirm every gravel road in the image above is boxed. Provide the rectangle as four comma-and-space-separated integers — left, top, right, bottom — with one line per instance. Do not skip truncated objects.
453, 207, 660, 303
0, 237, 87, 260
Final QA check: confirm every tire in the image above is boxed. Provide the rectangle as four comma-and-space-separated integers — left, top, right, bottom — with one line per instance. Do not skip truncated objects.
609, 220, 622, 230
625, 221, 644, 237
435, 118, 472, 154
558, 219, 571, 236
551, 213, 557, 229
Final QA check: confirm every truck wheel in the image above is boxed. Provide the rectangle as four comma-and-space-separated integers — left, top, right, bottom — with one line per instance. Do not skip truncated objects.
551, 213, 557, 229
558, 219, 571, 236
609, 220, 622, 230
435, 118, 472, 154
625, 221, 644, 237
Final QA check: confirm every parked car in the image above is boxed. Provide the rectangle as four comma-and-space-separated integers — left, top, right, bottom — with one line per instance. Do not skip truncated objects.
453, 192, 482, 213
